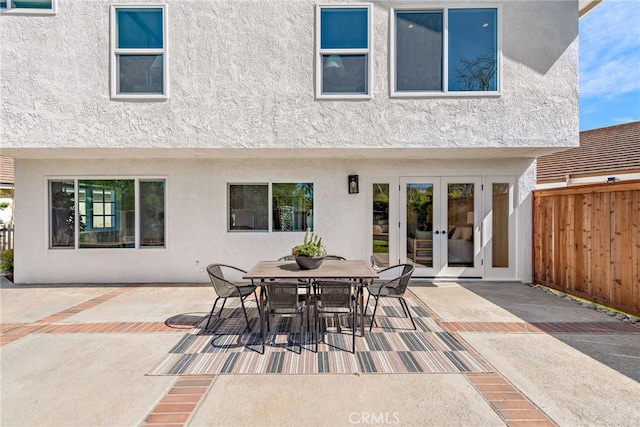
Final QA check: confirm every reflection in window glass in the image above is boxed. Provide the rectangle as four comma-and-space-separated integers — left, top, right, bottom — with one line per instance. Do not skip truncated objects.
50, 181, 76, 248
320, 8, 368, 49
113, 6, 165, 96
49, 178, 165, 249
10, 0, 52, 9
229, 184, 268, 231
395, 11, 443, 91
272, 183, 313, 232
406, 183, 434, 268
116, 8, 163, 49
318, 6, 370, 96
492, 183, 509, 267
322, 54, 368, 94
117, 55, 163, 94
448, 8, 498, 92
140, 180, 165, 247
393, 7, 497, 94
372, 184, 390, 267
78, 180, 135, 248
447, 183, 474, 267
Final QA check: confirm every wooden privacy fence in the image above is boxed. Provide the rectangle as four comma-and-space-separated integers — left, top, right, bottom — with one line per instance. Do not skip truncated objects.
533, 180, 640, 317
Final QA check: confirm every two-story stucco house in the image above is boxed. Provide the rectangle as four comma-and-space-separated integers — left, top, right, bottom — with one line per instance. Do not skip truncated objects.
1, 0, 588, 284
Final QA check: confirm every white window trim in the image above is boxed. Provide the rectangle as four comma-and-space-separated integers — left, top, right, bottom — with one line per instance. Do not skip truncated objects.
315, 3, 373, 100
110, 4, 169, 101
227, 182, 315, 233
390, 5, 501, 98
1, 0, 56, 15
47, 176, 168, 251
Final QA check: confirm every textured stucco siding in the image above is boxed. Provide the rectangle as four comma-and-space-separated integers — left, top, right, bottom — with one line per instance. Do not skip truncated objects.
1, 0, 579, 153
13, 157, 535, 284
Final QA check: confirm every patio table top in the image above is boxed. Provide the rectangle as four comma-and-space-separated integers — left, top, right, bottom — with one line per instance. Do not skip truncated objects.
243, 259, 379, 281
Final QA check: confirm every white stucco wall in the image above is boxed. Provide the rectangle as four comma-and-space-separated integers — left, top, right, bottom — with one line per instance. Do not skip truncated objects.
1, 0, 579, 152
14, 157, 535, 283
2, 1, 579, 284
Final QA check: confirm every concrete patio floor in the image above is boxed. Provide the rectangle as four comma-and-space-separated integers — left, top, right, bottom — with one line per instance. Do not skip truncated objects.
1, 276, 638, 427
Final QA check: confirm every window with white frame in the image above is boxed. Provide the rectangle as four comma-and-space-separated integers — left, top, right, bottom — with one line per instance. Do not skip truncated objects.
49, 179, 165, 249
392, 7, 498, 96
1, 0, 55, 13
110, 5, 167, 99
316, 5, 371, 98
229, 183, 314, 232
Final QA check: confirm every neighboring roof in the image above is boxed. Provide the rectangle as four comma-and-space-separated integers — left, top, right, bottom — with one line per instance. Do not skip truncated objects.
579, 0, 602, 17
537, 121, 640, 183
0, 156, 14, 186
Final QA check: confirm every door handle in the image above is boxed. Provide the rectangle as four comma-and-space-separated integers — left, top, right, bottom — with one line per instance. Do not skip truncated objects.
434, 231, 440, 234
441, 230, 447, 235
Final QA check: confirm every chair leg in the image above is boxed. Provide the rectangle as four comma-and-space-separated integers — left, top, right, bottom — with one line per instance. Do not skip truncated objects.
218, 298, 228, 316
298, 309, 303, 354
239, 296, 252, 332
252, 289, 261, 317
315, 305, 319, 353
365, 292, 371, 316
369, 296, 381, 332
399, 298, 416, 330
205, 297, 221, 329
351, 300, 356, 353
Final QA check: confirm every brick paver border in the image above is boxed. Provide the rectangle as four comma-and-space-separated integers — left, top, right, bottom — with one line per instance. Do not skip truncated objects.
466, 373, 557, 427
3, 285, 637, 426
141, 376, 215, 427
0, 285, 183, 346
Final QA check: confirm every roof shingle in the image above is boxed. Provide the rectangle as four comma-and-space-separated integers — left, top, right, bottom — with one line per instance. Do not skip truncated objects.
0, 156, 14, 186
537, 121, 640, 183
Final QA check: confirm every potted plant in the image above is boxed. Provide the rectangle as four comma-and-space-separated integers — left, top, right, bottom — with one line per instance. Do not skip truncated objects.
291, 229, 327, 270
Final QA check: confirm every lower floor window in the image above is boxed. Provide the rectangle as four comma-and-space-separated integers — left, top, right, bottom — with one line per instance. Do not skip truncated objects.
229, 183, 314, 232
49, 178, 165, 249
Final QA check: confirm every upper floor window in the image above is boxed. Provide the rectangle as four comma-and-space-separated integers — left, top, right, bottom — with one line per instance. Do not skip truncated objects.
391, 7, 499, 96
1, 0, 55, 14
316, 4, 371, 99
110, 5, 168, 100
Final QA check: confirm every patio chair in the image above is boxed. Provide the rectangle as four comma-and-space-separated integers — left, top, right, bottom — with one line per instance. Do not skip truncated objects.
324, 255, 346, 260
205, 264, 259, 332
365, 264, 415, 332
314, 280, 357, 353
263, 281, 309, 353
277, 255, 295, 261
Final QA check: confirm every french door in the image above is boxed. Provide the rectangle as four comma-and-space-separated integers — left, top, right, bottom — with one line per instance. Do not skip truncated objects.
400, 177, 482, 278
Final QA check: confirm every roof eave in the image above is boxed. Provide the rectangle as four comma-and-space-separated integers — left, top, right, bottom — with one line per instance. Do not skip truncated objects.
579, 0, 602, 18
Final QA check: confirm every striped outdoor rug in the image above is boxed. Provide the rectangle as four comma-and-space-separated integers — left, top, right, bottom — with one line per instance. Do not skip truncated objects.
149, 292, 491, 375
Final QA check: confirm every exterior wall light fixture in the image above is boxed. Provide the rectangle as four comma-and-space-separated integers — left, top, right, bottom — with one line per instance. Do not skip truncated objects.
348, 175, 359, 194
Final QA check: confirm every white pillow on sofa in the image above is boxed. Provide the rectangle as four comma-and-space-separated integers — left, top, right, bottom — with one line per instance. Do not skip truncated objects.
452, 226, 472, 240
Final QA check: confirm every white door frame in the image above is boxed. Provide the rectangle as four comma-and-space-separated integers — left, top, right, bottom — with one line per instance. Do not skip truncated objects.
483, 176, 518, 280
400, 176, 483, 278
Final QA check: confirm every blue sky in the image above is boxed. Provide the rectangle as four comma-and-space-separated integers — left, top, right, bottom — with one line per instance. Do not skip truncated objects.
579, 0, 640, 130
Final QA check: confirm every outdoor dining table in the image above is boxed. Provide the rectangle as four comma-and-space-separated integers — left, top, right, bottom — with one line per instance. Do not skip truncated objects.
243, 259, 379, 341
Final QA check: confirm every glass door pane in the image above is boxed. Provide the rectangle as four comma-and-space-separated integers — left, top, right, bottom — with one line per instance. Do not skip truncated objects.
484, 177, 517, 279
405, 182, 435, 269
372, 183, 390, 267
446, 183, 475, 267
439, 177, 482, 277
492, 183, 510, 267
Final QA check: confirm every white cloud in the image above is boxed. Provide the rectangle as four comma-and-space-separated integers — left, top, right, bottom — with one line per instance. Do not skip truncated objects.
580, 0, 640, 99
